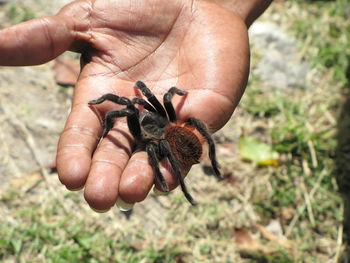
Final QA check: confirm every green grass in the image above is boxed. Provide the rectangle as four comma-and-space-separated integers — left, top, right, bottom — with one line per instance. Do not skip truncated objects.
0, 199, 185, 263
7, 2, 37, 24
243, 83, 342, 241
288, 0, 350, 89
243, 249, 294, 263
239, 0, 348, 260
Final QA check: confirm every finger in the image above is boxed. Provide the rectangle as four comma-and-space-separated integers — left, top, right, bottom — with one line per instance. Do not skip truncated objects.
56, 103, 101, 190
83, 123, 133, 211
0, 15, 77, 66
117, 151, 156, 203
118, 151, 181, 204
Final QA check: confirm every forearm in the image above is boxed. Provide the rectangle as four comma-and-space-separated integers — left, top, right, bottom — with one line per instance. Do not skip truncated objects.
209, 0, 273, 26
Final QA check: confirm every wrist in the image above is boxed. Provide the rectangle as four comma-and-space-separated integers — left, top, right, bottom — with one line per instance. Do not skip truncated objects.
208, 0, 273, 27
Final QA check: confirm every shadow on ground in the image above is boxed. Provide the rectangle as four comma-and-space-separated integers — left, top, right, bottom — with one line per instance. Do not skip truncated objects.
335, 65, 350, 262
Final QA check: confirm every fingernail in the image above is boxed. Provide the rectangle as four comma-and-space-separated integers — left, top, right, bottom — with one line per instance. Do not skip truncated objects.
116, 197, 134, 211
67, 186, 84, 191
153, 186, 169, 196
90, 206, 110, 213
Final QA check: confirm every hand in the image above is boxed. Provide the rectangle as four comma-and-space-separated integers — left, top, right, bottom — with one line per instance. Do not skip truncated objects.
0, 0, 250, 211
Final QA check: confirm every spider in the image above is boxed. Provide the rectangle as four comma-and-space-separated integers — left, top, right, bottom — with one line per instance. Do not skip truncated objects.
88, 81, 221, 205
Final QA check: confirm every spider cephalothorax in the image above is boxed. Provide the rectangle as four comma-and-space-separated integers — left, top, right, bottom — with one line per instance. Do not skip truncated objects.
89, 81, 221, 205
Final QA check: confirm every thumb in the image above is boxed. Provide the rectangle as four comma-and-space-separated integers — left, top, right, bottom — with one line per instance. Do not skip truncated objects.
0, 15, 76, 66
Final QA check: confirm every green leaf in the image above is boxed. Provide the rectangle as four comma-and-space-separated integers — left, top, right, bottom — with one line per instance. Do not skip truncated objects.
238, 136, 279, 166
11, 239, 23, 255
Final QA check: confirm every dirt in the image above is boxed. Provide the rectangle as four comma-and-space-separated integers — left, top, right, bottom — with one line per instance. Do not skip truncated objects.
0, 0, 74, 181
0, 62, 73, 184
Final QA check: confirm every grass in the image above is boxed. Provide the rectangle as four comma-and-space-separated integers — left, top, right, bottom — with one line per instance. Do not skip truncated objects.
240, 0, 348, 260
286, 0, 350, 89
243, 250, 294, 263
0, 196, 186, 263
241, 79, 342, 245
7, 2, 36, 24
0, 0, 349, 262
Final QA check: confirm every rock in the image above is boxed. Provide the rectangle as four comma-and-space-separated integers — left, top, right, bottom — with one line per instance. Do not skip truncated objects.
249, 22, 309, 89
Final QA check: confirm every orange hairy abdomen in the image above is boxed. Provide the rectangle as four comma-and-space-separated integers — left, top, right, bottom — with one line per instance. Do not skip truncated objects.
165, 124, 204, 168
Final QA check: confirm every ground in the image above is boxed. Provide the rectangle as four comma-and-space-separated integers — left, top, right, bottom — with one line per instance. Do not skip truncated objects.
0, 1, 348, 262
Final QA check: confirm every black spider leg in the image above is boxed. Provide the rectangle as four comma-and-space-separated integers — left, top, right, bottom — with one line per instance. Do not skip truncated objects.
88, 93, 130, 107
145, 142, 169, 192
186, 117, 222, 179
88, 94, 142, 140
100, 108, 141, 139
134, 81, 167, 118
163, 87, 188, 122
89, 93, 155, 112
131, 97, 156, 113
160, 140, 197, 205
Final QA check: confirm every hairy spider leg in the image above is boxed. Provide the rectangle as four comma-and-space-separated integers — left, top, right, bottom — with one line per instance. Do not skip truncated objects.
160, 140, 197, 205
186, 118, 222, 179
88, 94, 156, 140
163, 87, 188, 122
146, 142, 169, 192
134, 81, 167, 118
88, 93, 131, 106
88, 93, 156, 112
131, 97, 157, 113
101, 108, 141, 139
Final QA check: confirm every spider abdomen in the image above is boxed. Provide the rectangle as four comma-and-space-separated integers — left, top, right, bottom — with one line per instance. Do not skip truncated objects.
165, 125, 203, 168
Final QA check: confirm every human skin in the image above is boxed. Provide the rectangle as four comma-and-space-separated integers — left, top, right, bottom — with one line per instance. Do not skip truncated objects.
0, 0, 272, 211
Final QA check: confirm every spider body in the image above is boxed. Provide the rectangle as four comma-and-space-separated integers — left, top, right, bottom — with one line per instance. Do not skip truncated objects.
138, 111, 168, 140
89, 81, 221, 205
165, 124, 203, 167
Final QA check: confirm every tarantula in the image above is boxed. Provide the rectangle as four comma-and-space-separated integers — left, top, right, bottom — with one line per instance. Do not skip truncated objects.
88, 81, 221, 205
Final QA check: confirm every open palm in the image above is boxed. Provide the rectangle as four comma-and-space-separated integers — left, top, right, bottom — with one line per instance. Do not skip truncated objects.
0, 0, 250, 210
